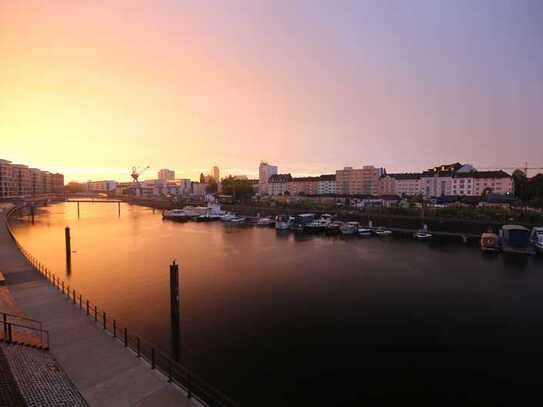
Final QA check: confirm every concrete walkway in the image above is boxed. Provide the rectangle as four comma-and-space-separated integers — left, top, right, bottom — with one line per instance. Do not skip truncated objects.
0, 208, 198, 407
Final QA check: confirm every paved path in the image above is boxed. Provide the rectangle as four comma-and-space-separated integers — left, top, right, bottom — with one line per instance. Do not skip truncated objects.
0, 208, 198, 407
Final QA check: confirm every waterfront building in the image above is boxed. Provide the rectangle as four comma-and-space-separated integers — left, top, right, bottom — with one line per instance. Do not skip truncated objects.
52, 173, 65, 194
287, 176, 319, 196
420, 163, 463, 197
192, 181, 208, 196
259, 161, 278, 195
379, 173, 421, 196
336, 166, 385, 196
86, 180, 118, 193
12, 164, 32, 197
317, 174, 336, 195
452, 170, 512, 196
0, 159, 16, 198
211, 166, 220, 181
268, 174, 292, 196
158, 168, 175, 181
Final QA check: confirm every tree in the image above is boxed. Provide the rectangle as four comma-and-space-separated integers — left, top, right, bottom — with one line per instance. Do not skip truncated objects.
199, 173, 205, 183
65, 182, 85, 193
206, 179, 218, 194
221, 176, 254, 202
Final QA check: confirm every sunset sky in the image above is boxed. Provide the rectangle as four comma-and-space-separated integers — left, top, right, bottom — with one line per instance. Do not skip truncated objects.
1, 0, 542, 182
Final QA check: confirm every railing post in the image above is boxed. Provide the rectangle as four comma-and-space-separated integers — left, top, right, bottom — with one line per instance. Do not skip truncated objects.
73, 289, 76, 304
2, 314, 6, 340
151, 348, 155, 369
103, 312, 106, 330
168, 359, 172, 382
94, 306, 97, 322
113, 320, 117, 337
137, 337, 141, 357
86, 300, 89, 316
79, 294, 82, 309
124, 328, 128, 347
7, 324, 12, 343
187, 373, 192, 398
61, 280, 64, 294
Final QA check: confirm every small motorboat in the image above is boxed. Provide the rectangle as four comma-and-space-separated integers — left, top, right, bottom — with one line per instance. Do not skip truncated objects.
290, 214, 316, 232
500, 224, 534, 254
480, 229, 500, 252
326, 221, 344, 235
226, 216, 247, 225
275, 215, 293, 231
358, 227, 373, 237
531, 227, 543, 253
305, 214, 333, 233
162, 209, 189, 221
340, 222, 360, 235
256, 217, 275, 227
414, 224, 432, 240
373, 227, 392, 237
220, 213, 237, 222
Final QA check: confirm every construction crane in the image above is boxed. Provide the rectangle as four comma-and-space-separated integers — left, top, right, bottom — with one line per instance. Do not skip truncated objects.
130, 166, 150, 195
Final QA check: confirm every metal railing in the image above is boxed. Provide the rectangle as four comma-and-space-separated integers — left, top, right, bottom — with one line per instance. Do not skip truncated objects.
5, 205, 239, 407
1, 311, 50, 349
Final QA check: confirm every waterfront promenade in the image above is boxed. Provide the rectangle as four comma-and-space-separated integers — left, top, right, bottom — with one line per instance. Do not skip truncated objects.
0, 207, 197, 406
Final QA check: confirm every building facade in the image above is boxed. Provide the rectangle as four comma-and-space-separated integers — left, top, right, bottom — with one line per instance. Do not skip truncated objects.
0, 159, 63, 198
268, 174, 292, 196
211, 166, 220, 181
380, 173, 421, 196
317, 174, 336, 195
258, 161, 278, 195
158, 169, 175, 181
336, 166, 385, 195
86, 180, 118, 193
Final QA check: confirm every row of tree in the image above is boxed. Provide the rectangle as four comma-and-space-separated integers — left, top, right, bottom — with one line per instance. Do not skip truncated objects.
513, 170, 543, 208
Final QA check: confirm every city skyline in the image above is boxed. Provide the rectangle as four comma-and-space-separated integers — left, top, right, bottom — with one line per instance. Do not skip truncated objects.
2, 1, 543, 182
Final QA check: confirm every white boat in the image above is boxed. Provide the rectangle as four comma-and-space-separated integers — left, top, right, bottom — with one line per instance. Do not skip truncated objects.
340, 221, 360, 235
163, 209, 190, 221
305, 214, 333, 233
227, 216, 247, 224
275, 215, 293, 231
414, 224, 432, 240
530, 226, 543, 253
358, 227, 373, 237
256, 217, 275, 227
220, 213, 237, 222
373, 227, 392, 237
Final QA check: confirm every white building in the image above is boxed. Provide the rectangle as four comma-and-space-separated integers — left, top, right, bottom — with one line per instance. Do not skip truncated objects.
87, 180, 118, 193
158, 169, 175, 181
317, 174, 336, 195
268, 174, 292, 196
259, 161, 278, 195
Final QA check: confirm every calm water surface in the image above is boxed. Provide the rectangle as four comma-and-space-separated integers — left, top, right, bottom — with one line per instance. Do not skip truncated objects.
10, 203, 543, 406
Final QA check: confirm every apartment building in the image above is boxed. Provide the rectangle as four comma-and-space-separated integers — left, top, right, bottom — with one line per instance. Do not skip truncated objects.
0, 159, 64, 198
268, 174, 292, 196
336, 166, 385, 195
0, 159, 16, 198
380, 173, 421, 196
158, 169, 175, 181
87, 180, 118, 193
287, 176, 319, 196
317, 174, 336, 195
12, 164, 32, 197
452, 170, 512, 196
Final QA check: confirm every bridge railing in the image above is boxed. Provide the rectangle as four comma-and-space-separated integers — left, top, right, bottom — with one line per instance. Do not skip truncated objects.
5, 205, 239, 407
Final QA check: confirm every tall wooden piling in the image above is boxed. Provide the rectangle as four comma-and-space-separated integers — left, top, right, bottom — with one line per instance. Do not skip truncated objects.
77, 201, 80, 218
65, 227, 71, 271
118, 201, 121, 217
30, 206, 35, 224
170, 260, 180, 361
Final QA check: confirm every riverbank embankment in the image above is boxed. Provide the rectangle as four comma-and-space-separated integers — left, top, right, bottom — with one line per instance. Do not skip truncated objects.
0, 206, 197, 406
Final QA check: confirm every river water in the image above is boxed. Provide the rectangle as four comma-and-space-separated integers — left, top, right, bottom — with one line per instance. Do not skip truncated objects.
9, 202, 543, 406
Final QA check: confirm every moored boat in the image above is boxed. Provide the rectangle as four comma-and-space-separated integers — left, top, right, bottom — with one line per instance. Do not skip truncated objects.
358, 227, 373, 237
500, 224, 534, 254
326, 221, 344, 235
305, 214, 333, 233
290, 214, 315, 232
373, 227, 392, 237
162, 209, 190, 221
340, 221, 360, 235
275, 215, 293, 231
480, 229, 500, 252
414, 224, 432, 240
531, 227, 543, 253
256, 217, 275, 227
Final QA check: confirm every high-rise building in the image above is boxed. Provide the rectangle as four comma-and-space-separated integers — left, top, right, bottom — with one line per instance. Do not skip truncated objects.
211, 166, 220, 181
258, 161, 278, 195
158, 168, 175, 181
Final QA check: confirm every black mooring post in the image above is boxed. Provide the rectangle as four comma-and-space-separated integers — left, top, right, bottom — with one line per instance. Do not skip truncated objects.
65, 227, 71, 271
170, 260, 180, 361
118, 201, 121, 217
30, 206, 35, 224
77, 201, 80, 218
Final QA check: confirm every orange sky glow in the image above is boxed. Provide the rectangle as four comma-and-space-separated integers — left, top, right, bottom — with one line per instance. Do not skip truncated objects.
2, 1, 542, 182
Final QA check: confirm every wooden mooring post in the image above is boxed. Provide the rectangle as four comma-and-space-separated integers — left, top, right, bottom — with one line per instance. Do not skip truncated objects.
170, 260, 180, 361
65, 227, 72, 272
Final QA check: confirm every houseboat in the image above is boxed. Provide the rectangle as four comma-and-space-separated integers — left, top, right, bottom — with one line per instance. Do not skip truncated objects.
500, 225, 534, 254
